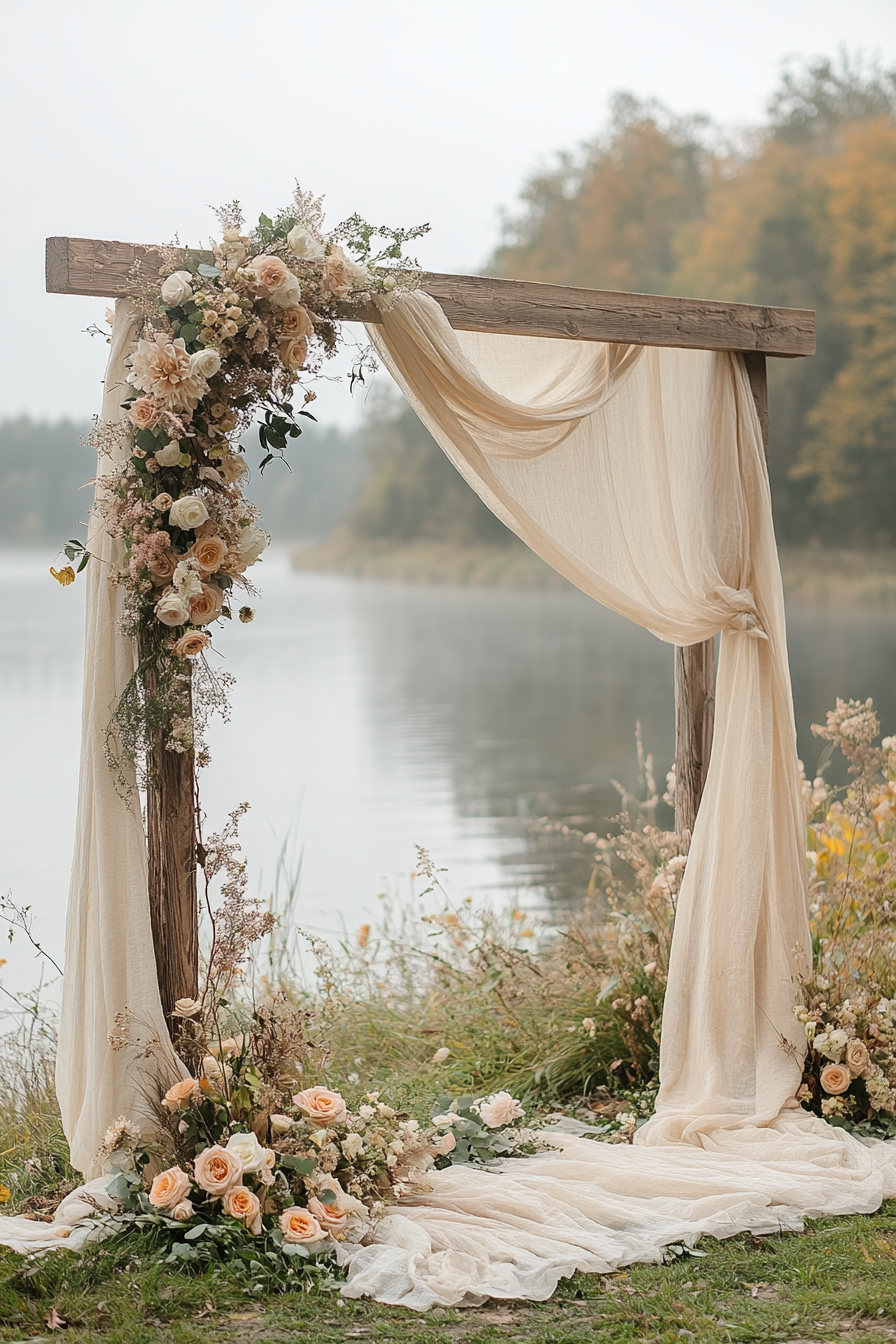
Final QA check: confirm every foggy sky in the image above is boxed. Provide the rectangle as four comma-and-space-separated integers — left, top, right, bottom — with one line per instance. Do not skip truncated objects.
2, 0, 894, 427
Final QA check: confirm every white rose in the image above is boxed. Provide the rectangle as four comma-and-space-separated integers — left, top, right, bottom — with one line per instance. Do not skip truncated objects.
286, 223, 325, 261
269, 274, 303, 309
476, 1091, 525, 1129
224, 1131, 267, 1175
155, 592, 191, 627
269, 1114, 294, 1136
172, 560, 203, 599
160, 271, 193, 306
169, 495, 210, 530
154, 443, 182, 468
238, 524, 267, 563
190, 348, 222, 379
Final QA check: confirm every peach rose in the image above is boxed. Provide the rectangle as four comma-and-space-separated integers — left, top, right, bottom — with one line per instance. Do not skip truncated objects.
223, 1184, 262, 1235
189, 582, 224, 626
307, 1195, 348, 1235
149, 1165, 192, 1210
322, 246, 352, 299
292, 1087, 348, 1125
189, 535, 227, 574
846, 1039, 871, 1076
279, 336, 308, 371
280, 305, 314, 338
146, 547, 177, 585
162, 1078, 200, 1111
129, 397, 160, 430
192, 1144, 242, 1197
820, 1063, 852, 1095
279, 1207, 327, 1245
247, 254, 294, 295
174, 631, 211, 659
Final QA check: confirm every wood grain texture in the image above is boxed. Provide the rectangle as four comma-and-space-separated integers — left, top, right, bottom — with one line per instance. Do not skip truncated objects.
46, 237, 815, 357
674, 639, 717, 844
742, 351, 770, 456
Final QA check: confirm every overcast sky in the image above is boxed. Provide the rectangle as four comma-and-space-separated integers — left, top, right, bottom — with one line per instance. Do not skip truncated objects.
1, 0, 894, 426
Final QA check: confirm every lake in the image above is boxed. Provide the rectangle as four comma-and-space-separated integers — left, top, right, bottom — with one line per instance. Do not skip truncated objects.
2, 549, 896, 997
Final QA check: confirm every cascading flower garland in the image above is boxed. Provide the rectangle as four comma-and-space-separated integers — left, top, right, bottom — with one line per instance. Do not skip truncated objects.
62, 185, 429, 781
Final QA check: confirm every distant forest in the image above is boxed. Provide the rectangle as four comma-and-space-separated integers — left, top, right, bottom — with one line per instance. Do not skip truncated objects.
348, 55, 896, 551
4, 56, 894, 553
0, 417, 363, 547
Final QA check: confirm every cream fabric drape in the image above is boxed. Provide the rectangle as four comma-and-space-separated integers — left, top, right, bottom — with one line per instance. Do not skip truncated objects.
329, 291, 896, 1308
55, 301, 175, 1176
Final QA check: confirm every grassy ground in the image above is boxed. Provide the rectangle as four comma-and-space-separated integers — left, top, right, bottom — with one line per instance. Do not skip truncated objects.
3, 1205, 896, 1343
292, 539, 896, 608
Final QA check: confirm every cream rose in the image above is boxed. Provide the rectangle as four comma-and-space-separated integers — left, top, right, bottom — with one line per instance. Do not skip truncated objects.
162, 1078, 200, 1110
189, 582, 224, 626
155, 592, 191, 627
171, 1199, 194, 1221
192, 1144, 242, 1197
279, 336, 308, 371
224, 1132, 267, 1175
218, 452, 249, 485
247, 254, 293, 294
820, 1063, 852, 1095
269, 274, 303, 309
174, 631, 211, 659
846, 1039, 871, 1076
280, 305, 314, 338
154, 443, 183, 468
190, 347, 222, 379
129, 397, 160, 430
292, 1087, 348, 1125
477, 1091, 525, 1128
286, 223, 325, 260
152, 492, 174, 513
279, 1207, 327, 1245
223, 1185, 262, 1235
307, 1195, 348, 1235
149, 1165, 192, 1210
189, 535, 227, 573
270, 1114, 295, 1136
238, 524, 268, 563
160, 271, 193, 306
322, 246, 352, 299
169, 495, 210, 530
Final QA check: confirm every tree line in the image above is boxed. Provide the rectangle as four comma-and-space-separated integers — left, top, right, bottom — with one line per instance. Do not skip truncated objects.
350, 55, 896, 549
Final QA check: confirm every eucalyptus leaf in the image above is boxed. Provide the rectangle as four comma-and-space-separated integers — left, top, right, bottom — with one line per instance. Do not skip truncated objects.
179, 323, 199, 343
198, 263, 221, 278
184, 1223, 210, 1240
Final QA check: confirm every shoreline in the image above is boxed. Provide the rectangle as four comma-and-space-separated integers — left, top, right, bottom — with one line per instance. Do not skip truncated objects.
292, 538, 896, 608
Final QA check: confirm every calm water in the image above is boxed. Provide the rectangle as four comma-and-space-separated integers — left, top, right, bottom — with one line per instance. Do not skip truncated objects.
2, 549, 896, 995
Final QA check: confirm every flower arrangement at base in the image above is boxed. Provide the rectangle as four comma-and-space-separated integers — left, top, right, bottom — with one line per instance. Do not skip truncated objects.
62, 184, 428, 785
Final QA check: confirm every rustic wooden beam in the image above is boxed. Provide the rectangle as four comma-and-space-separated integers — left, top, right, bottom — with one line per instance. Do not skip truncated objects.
46, 236, 815, 358
674, 639, 717, 844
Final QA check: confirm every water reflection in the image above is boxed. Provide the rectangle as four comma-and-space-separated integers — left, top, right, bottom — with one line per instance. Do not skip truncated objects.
2, 550, 896, 995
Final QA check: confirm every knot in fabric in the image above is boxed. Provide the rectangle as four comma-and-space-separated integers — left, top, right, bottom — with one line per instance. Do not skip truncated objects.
722, 589, 766, 639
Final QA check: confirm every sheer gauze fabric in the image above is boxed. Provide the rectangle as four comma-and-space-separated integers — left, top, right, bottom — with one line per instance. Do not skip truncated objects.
4, 291, 896, 1284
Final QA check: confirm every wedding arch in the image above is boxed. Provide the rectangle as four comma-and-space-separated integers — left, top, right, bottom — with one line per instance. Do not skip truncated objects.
4, 217, 893, 1308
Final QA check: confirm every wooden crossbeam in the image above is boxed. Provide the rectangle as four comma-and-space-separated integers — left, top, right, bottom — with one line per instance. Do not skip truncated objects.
46, 236, 815, 358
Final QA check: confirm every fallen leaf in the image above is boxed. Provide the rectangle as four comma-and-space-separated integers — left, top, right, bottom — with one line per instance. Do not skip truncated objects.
45, 1307, 67, 1331
860, 1240, 875, 1264
228, 1312, 263, 1323
480, 1312, 515, 1324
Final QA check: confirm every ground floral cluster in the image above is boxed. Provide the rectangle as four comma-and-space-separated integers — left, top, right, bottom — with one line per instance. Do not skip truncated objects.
57, 185, 427, 784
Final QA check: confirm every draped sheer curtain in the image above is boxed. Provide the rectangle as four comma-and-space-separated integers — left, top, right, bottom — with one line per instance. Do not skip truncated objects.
4, 288, 895, 1287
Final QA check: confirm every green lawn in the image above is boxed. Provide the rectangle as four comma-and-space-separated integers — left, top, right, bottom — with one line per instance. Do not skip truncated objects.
4, 1205, 896, 1343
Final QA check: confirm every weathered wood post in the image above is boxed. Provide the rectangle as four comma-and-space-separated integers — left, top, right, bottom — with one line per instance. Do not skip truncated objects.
47, 236, 807, 1019
672, 351, 770, 838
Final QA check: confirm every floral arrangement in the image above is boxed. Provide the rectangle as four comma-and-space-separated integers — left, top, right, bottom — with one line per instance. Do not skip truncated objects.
61, 185, 427, 780
792, 698, 896, 1133
95, 813, 536, 1274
